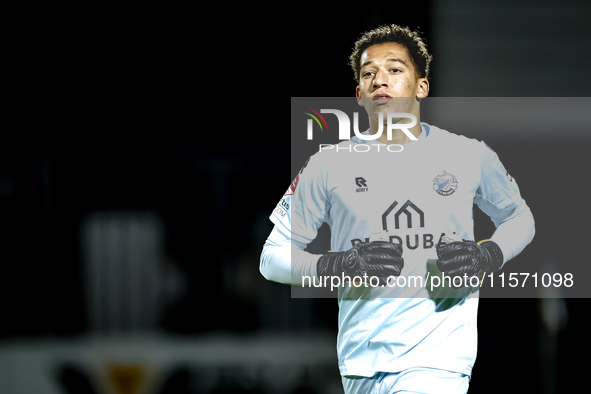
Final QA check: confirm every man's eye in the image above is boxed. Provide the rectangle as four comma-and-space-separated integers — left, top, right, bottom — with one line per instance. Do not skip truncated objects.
390, 68, 401, 73
362, 71, 374, 77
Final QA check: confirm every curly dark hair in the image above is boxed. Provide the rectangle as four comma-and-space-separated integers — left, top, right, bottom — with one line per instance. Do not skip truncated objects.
349, 24, 432, 83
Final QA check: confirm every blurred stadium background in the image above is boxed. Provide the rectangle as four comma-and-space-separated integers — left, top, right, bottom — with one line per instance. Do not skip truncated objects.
1, 1, 590, 393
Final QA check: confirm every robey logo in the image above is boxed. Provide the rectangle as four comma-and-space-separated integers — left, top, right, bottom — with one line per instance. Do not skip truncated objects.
355, 177, 368, 193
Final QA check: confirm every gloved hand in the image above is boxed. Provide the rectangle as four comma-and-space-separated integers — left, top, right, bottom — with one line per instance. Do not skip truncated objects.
317, 240, 404, 286
436, 233, 504, 287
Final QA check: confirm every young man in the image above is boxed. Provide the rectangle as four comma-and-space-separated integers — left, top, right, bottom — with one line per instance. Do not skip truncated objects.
261, 24, 535, 394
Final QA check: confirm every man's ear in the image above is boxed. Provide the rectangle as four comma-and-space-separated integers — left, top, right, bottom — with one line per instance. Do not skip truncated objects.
356, 86, 363, 106
416, 78, 429, 99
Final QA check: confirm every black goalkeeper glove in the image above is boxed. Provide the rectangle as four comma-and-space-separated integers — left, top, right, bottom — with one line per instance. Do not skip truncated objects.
317, 241, 404, 286
436, 234, 504, 287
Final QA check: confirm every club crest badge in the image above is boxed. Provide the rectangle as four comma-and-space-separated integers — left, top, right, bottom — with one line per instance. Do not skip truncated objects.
433, 171, 458, 196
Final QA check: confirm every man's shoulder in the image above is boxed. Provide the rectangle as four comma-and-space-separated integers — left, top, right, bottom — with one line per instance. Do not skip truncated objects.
293, 143, 345, 175
427, 123, 491, 153
427, 124, 479, 144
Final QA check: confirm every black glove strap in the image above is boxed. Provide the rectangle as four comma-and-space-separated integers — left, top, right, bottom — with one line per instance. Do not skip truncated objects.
478, 240, 504, 272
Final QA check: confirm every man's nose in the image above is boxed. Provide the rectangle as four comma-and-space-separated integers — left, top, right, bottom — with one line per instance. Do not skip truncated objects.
373, 69, 388, 89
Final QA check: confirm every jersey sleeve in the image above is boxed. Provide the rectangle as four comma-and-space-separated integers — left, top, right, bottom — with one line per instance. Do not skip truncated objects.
260, 154, 330, 284
269, 154, 330, 247
474, 142, 535, 267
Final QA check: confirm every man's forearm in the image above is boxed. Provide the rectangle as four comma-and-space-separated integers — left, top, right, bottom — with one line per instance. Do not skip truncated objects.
260, 227, 320, 285
490, 208, 535, 268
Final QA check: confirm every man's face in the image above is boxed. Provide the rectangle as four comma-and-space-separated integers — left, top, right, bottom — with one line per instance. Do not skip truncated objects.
356, 42, 428, 121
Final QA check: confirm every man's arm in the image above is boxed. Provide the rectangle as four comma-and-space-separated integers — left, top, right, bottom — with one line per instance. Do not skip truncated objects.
437, 142, 535, 282
259, 224, 320, 285
261, 223, 404, 286
474, 142, 535, 267
259, 154, 328, 285
259, 152, 404, 286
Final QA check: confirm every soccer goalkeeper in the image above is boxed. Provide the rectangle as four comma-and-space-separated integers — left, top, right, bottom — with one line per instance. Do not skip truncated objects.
260, 24, 535, 394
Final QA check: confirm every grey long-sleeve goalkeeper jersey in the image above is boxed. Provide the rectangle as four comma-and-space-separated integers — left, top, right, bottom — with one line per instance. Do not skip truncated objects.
260, 123, 535, 377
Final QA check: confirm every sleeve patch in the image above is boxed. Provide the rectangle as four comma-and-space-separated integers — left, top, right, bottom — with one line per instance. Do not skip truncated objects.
273, 197, 290, 219
284, 175, 300, 196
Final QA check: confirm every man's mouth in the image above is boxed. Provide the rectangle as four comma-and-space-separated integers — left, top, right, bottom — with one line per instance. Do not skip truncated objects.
373, 94, 392, 104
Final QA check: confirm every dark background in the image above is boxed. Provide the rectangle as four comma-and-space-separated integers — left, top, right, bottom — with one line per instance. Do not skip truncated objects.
1, 1, 590, 393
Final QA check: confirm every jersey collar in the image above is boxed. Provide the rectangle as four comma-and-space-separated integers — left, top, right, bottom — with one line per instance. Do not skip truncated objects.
351, 123, 430, 144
